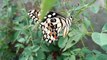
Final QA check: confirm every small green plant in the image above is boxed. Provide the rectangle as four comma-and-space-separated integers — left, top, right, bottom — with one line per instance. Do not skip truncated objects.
0, 0, 107, 60
92, 23, 107, 52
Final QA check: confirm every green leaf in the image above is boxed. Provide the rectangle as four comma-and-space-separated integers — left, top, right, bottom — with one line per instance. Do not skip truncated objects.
19, 55, 29, 60
69, 55, 75, 60
100, 33, 107, 45
37, 50, 45, 60
81, 48, 91, 54
68, 29, 76, 37
22, 47, 32, 57
62, 51, 71, 56
58, 37, 68, 48
63, 33, 83, 51
74, 0, 96, 16
92, 32, 107, 46
90, 3, 100, 13
85, 54, 96, 60
83, 17, 91, 28
63, 55, 75, 60
15, 43, 24, 48
92, 50, 107, 60
3, 0, 9, 5
29, 56, 33, 60
87, 50, 107, 60
48, 44, 59, 51
85, 50, 107, 60
7, 7, 12, 17
37, 29, 42, 38
102, 23, 107, 32
63, 57, 69, 60
14, 31, 20, 40
17, 38, 26, 43
72, 48, 81, 55
47, 54, 52, 60
57, 56, 63, 60
13, 26, 23, 30
40, 0, 57, 20
92, 32, 101, 45
32, 46, 40, 52
97, 54, 107, 60
102, 45, 107, 52
41, 44, 50, 52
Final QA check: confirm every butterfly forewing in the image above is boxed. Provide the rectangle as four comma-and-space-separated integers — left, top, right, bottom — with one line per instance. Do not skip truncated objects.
28, 9, 40, 24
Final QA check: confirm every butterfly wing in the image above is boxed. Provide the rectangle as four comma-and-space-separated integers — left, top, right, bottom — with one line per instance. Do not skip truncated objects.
28, 9, 40, 24
41, 17, 62, 43
28, 10, 72, 43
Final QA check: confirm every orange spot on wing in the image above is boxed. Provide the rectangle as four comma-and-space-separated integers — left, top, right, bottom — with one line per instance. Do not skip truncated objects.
54, 35, 58, 39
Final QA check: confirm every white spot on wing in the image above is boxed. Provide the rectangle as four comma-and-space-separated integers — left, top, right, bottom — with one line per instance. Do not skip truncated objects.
28, 13, 30, 15
32, 16, 35, 19
49, 40, 52, 43
41, 22, 46, 25
45, 39, 48, 41
38, 13, 41, 16
44, 35, 46, 38
52, 13, 56, 16
48, 15, 52, 17
34, 18, 38, 20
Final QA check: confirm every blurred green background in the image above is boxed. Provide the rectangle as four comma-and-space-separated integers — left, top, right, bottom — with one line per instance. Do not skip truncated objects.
0, 0, 107, 60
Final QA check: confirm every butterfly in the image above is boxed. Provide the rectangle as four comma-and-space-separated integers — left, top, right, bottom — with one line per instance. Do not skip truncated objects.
28, 9, 72, 43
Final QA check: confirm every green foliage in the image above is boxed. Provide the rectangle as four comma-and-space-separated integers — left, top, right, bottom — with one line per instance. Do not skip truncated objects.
58, 37, 68, 49
90, 3, 100, 13
0, 0, 107, 60
92, 23, 107, 52
105, 0, 107, 11
92, 32, 107, 46
40, 0, 57, 21
84, 50, 107, 60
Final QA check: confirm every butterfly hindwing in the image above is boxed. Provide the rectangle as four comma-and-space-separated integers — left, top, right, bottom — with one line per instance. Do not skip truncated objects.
41, 18, 59, 43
